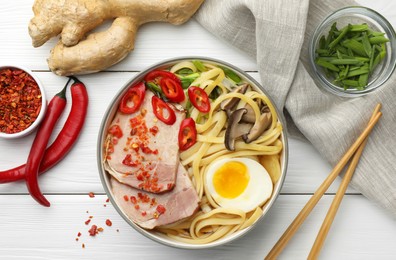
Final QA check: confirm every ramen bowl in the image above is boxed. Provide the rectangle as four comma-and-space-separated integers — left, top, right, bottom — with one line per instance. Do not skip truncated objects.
97, 57, 288, 249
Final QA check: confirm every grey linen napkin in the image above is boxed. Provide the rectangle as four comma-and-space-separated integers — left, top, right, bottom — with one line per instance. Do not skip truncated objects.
195, 0, 396, 217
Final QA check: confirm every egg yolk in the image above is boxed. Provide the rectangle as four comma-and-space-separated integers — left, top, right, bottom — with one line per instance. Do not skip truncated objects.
213, 161, 250, 199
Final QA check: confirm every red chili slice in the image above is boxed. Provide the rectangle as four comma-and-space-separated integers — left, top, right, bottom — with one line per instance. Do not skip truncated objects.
188, 86, 211, 113
119, 82, 146, 114
151, 96, 176, 125
144, 70, 181, 85
159, 77, 185, 102
178, 118, 197, 151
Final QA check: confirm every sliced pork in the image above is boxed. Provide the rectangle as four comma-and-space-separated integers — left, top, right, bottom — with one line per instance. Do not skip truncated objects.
105, 91, 185, 193
110, 163, 200, 229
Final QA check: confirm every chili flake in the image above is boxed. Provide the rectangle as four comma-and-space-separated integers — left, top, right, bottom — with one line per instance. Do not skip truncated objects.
88, 192, 95, 198
105, 219, 112, 227
88, 225, 98, 236
0, 68, 42, 134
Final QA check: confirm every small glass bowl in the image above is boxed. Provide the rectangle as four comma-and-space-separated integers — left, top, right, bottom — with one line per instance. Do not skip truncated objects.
309, 6, 396, 97
0, 65, 47, 139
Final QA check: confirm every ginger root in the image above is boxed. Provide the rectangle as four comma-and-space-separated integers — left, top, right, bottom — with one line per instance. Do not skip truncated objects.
28, 0, 204, 76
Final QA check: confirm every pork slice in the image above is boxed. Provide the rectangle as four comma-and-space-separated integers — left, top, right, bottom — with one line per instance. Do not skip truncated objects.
105, 91, 185, 193
110, 163, 200, 229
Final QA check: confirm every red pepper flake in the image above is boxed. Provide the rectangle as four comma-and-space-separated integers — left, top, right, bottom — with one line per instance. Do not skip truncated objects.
122, 154, 139, 167
85, 219, 91, 225
156, 205, 166, 215
134, 204, 140, 210
0, 68, 42, 134
89, 216, 93, 219
97, 227, 104, 232
149, 126, 159, 136
75, 238, 79, 241
88, 225, 98, 236
77, 232, 82, 237
141, 211, 147, 217
82, 243, 85, 249
108, 124, 123, 138
105, 219, 112, 227
106, 198, 110, 203
130, 196, 137, 204
88, 192, 95, 198
123, 195, 129, 202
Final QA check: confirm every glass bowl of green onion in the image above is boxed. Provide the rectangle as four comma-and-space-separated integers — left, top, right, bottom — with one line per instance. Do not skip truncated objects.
309, 6, 396, 97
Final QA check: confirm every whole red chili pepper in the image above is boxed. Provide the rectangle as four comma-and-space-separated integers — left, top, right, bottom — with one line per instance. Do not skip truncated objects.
0, 77, 88, 184
25, 79, 71, 206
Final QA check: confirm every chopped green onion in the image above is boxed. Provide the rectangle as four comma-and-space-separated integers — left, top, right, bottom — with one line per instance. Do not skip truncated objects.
369, 36, 390, 45
176, 68, 193, 76
178, 72, 200, 89
315, 22, 388, 90
145, 82, 168, 101
208, 86, 222, 100
362, 32, 372, 57
316, 58, 340, 72
220, 66, 242, 83
342, 39, 368, 57
192, 60, 206, 72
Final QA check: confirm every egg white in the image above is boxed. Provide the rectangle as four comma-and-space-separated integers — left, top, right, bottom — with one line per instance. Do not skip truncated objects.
205, 157, 273, 213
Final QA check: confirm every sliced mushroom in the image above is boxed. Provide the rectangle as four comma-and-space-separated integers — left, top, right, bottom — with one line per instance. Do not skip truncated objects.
242, 106, 272, 143
220, 83, 249, 112
224, 108, 253, 151
241, 104, 256, 123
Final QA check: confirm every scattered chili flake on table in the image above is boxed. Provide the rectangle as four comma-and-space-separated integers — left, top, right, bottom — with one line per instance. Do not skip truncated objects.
82, 243, 85, 249
88, 225, 98, 236
88, 192, 95, 198
0, 68, 42, 134
85, 219, 91, 225
105, 219, 112, 226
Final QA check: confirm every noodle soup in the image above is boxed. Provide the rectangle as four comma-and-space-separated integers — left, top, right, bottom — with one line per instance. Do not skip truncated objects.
98, 57, 288, 248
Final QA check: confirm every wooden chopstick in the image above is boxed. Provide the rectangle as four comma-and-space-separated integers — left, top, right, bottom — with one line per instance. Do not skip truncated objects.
265, 104, 382, 260
307, 104, 382, 259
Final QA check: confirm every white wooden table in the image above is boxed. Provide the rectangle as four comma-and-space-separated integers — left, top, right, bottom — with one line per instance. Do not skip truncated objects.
1, 1, 395, 259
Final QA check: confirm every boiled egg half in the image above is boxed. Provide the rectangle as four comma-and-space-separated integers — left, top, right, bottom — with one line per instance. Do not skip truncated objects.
205, 158, 273, 213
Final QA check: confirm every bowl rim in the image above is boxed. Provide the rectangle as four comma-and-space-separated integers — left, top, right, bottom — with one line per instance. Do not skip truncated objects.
309, 6, 396, 97
96, 56, 289, 249
0, 64, 47, 139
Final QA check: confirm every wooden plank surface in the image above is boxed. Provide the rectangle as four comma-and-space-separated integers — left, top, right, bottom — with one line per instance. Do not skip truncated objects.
0, 195, 395, 260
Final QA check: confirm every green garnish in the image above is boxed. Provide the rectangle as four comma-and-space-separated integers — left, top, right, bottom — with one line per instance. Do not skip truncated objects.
192, 60, 206, 72
208, 86, 222, 100
176, 68, 193, 76
220, 66, 242, 83
145, 82, 168, 101
315, 22, 388, 90
178, 72, 200, 89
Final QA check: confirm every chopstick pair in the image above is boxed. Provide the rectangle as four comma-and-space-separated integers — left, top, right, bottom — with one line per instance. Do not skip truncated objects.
265, 103, 382, 260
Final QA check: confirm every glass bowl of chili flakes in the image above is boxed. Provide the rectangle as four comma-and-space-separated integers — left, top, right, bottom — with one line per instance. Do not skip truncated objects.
0, 65, 47, 139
